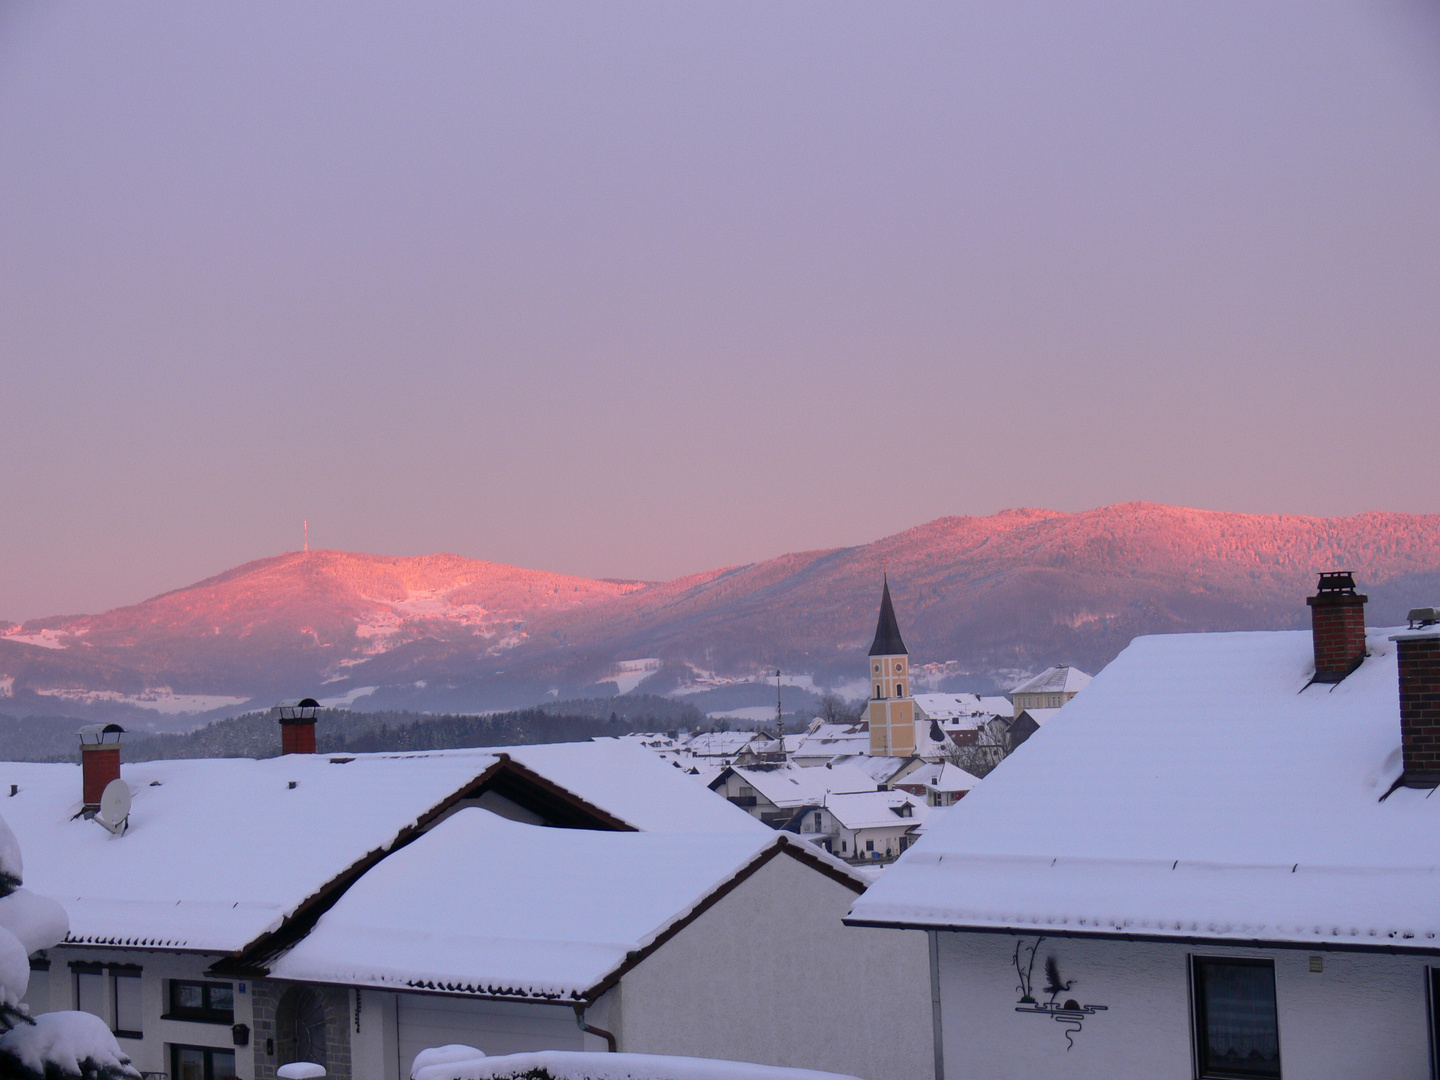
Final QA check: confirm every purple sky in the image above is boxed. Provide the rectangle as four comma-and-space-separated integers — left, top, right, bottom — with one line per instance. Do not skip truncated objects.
2, 2, 1439, 621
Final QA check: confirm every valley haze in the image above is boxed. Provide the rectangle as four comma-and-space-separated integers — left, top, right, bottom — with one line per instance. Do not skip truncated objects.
2, 501, 1438, 729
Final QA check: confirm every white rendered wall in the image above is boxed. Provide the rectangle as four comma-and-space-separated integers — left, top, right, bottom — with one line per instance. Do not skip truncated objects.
32, 947, 255, 1080
390, 991, 586, 1078
616, 852, 934, 1080
936, 931, 1435, 1080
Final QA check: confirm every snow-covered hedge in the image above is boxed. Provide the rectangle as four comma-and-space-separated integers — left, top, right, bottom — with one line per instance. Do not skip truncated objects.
0, 811, 139, 1080
412, 1048, 861, 1080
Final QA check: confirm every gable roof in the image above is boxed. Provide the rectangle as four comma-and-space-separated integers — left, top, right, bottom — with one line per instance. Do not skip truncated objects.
2, 741, 763, 958
713, 763, 877, 808
266, 810, 863, 1002
825, 790, 927, 831
848, 628, 1440, 953
1009, 665, 1091, 695
868, 579, 907, 657
911, 694, 1009, 723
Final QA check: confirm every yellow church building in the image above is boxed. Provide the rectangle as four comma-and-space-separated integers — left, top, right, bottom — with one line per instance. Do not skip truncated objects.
867, 578, 917, 757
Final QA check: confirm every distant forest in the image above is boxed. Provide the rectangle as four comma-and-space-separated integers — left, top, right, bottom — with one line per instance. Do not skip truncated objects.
0, 694, 706, 763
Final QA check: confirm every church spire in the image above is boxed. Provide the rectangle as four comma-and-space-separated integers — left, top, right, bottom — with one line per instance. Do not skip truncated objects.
868, 576, 908, 657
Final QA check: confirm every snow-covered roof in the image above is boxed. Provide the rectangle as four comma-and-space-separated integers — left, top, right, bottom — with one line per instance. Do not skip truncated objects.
683, 732, 761, 757
0, 750, 500, 952
912, 694, 1007, 723
1009, 665, 1091, 695
721, 763, 876, 808
825, 791, 926, 832
0, 741, 763, 954
790, 723, 870, 761
928, 762, 980, 794
268, 810, 859, 1000
849, 628, 1440, 951
502, 742, 766, 836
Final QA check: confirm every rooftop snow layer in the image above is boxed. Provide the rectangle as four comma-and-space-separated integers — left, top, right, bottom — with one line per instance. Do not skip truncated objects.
723, 763, 876, 808
0, 740, 763, 954
825, 791, 927, 832
1008, 665, 1091, 696
0, 750, 499, 952
502, 742, 768, 835
268, 809, 790, 999
848, 629, 1440, 950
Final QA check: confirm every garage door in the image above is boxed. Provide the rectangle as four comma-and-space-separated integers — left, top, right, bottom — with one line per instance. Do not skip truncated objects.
397, 993, 583, 1076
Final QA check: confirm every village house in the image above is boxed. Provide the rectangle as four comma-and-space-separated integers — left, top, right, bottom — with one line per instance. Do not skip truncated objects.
1007, 664, 1090, 716
8, 715, 935, 1080
847, 574, 1440, 1080
707, 761, 876, 827
821, 790, 928, 864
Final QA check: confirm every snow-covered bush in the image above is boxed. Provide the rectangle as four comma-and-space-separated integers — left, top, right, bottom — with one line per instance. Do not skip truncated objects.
0, 812, 139, 1080
410, 1049, 860, 1080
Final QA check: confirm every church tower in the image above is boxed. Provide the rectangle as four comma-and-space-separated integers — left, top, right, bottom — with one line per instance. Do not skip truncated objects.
867, 577, 916, 757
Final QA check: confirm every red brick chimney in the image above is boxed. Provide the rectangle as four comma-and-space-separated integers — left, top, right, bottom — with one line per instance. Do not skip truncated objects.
1306, 572, 1368, 682
1394, 610, 1440, 788
277, 697, 320, 754
78, 724, 125, 813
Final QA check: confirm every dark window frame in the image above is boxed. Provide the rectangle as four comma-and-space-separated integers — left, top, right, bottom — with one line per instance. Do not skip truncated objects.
165, 981, 235, 1024
1191, 956, 1281, 1080
171, 1043, 237, 1080
111, 965, 144, 1039
1428, 967, 1440, 1080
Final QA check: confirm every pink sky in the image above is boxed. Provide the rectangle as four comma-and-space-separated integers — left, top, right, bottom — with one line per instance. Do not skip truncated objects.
1, 2, 1438, 621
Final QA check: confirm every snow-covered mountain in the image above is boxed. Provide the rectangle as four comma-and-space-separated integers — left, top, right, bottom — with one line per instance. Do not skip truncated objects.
4, 502, 1439, 725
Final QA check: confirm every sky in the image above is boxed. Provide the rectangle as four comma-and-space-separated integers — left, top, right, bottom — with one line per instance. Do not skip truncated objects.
2, 2, 1438, 621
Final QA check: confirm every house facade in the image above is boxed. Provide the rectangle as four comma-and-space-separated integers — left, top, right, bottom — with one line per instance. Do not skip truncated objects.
848, 576, 1440, 1080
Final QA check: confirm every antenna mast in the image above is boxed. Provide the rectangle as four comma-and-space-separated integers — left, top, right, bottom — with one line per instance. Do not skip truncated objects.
775, 668, 783, 747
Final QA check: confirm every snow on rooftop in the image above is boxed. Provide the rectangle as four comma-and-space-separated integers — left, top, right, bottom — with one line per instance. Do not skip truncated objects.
825, 791, 927, 832
929, 762, 980, 793
0, 750, 500, 952
0, 740, 762, 954
268, 808, 782, 999
414, 1049, 862, 1080
724, 763, 876, 808
503, 741, 767, 835
849, 629, 1440, 949
1008, 665, 1091, 695
912, 694, 1006, 722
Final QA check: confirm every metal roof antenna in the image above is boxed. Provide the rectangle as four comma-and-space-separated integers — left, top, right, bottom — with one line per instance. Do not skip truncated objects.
775, 668, 784, 753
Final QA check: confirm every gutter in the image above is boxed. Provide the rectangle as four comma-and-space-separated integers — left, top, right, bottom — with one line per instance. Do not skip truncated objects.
841, 918, 1440, 957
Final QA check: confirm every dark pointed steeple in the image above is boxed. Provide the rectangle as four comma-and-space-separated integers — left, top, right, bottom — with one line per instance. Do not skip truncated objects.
868, 577, 908, 656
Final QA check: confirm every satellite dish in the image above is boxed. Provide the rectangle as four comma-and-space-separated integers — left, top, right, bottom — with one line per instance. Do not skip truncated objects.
97, 779, 131, 834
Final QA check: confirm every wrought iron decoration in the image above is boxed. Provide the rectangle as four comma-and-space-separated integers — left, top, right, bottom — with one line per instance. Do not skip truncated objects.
1013, 937, 1108, 1050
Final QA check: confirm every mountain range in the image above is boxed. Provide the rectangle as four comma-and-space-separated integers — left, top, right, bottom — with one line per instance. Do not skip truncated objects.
3, 501, 1439, 727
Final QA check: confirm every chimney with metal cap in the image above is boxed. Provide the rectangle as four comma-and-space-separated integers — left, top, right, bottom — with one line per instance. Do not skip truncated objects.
1305, 571, 1368, 682
276, 698, 320, 755
1394, 609, 1440, 788
78, 724, 125, 815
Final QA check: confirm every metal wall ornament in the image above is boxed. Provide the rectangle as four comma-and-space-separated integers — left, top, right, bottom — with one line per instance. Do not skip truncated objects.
1013, 937, 1108, 1050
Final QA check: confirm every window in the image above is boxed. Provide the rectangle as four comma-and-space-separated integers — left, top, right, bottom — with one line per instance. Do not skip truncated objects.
738, 785, 756, 798
73, 963, 104, 1020
813, 813, 823, 831
1430, 968, 1440, 1079
1192, 958, 1280, 1078
865, 839, 875, 852
167, 981, 235, 1024
896, 683, 904, 697
875, 685, 882, 699
113, 967, 143, 1038
172, 1045, 237, 1080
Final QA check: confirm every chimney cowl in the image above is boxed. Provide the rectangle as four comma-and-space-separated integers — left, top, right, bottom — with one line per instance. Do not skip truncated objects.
1306, 571, 1368, 683
276, 697, 319, 755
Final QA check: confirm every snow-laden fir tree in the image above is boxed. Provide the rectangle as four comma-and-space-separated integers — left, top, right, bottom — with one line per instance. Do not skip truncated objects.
0, 810, 139, 1080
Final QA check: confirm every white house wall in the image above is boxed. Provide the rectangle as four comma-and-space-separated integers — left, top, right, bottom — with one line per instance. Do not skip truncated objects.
376, 990, 587, 1080
26, 948, 255, 1080
616, 852, 933, 1080
935, 931, 1435, 1080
